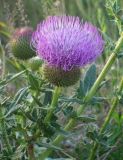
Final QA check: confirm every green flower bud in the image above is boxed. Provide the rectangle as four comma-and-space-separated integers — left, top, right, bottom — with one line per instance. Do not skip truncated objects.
28, 56, 43, 71
43, 65, 81, 87
10, 27, 36, 60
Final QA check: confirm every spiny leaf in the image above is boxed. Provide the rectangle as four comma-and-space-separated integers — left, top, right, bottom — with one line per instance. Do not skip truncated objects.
5, 87, 29, 117
83, 64, 96, 94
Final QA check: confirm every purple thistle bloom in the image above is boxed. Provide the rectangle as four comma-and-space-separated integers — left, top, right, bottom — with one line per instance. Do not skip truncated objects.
31, 16, 104, 71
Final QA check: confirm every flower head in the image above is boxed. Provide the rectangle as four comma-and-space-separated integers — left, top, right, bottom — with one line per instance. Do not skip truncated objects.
11, 27, 36, 60
31, 16, 104, 71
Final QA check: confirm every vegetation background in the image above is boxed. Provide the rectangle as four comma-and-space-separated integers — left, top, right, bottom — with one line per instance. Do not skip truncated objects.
1, 0, 123, 160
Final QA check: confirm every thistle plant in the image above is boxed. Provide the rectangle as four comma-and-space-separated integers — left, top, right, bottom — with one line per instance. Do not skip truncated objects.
1, 0, 123, 160
31, 16, 104, 127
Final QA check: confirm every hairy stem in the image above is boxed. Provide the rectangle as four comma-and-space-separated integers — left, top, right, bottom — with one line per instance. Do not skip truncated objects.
40, 32, 123, 159
44, 86, 62, 124
88, 77, 123, 160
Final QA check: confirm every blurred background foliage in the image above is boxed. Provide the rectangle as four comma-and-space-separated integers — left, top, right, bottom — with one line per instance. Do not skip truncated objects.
0, 0, 123, 36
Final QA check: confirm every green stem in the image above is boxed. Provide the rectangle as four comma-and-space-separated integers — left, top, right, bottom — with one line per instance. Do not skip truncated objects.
77, 32, 123, 115
0, 42, 6, 79
44, 86, 62, 124
77, 53, 116, 115
40, 32, 123, 159
88, 77, 123, 160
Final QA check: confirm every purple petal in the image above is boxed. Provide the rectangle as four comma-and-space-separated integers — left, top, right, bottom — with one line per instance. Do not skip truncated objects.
31, 16, 104, 71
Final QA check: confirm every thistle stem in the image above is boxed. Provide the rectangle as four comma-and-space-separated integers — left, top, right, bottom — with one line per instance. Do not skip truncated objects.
44, 86, 62, 124
0, 42, 6, 79
39, 32, 123, 159
88, 77, 123, 160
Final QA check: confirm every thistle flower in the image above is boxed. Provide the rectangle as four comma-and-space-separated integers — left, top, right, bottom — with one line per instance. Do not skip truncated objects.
32, 16, 104, 86
11, 27, 36, 60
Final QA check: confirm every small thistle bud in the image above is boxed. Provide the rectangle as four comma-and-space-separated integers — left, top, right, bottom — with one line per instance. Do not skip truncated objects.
43, 65, 81, 87
28, 56, 42, 71
11, 27, 36, 60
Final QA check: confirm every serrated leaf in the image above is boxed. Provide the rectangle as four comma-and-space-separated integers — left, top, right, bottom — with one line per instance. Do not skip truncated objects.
5, 87, 29, 117
60, 97, 82, 104
43, 90, 52, 105
28, 73, 39, 90
91, 96, 107, 105
77, 80, 85, 98
83, 64, 96, 95
62, 106, 76, 118
0, 70, 26, 87
76, 115, 96, 123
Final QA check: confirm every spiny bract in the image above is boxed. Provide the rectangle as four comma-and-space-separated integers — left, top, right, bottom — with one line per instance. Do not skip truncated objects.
11, 27, 36, 60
